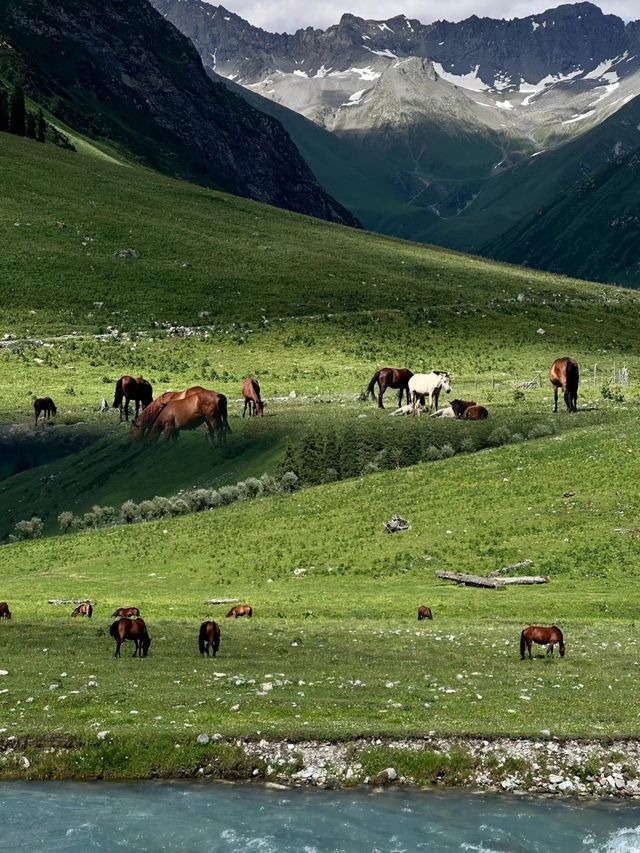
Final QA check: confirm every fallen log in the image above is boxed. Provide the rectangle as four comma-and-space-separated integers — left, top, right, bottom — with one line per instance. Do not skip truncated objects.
435, 571, 504, 589
48, 598, 94, 606
435, 571, 548, 589
488, 559, 534, 577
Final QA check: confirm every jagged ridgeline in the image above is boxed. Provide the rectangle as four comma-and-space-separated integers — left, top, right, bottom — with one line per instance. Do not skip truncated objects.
152, 0, 640, 286
0, 0, 357, 225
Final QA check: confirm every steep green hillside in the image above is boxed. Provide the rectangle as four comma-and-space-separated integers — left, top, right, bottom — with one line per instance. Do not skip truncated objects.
484, 150, 640, 286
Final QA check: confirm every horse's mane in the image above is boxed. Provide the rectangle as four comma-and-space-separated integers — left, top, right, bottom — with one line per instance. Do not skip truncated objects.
432, 370, 449, 376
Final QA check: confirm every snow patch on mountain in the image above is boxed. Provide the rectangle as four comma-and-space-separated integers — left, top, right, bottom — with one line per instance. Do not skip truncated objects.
432, 63, 488, 92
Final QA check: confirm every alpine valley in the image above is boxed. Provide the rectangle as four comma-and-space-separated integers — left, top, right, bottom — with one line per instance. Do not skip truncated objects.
152, 0, 640, 285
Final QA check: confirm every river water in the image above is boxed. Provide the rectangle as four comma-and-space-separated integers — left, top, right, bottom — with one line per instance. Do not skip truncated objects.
1, 782, 640, 851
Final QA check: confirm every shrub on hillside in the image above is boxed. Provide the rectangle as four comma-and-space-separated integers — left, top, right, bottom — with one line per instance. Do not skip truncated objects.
58, 511, 74, 533
10, 516, 44, 541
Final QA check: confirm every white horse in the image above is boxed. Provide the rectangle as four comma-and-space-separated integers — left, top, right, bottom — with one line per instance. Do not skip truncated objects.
430, 405, 455, 418
390, 401, 424, 416
408, 371, 452, 414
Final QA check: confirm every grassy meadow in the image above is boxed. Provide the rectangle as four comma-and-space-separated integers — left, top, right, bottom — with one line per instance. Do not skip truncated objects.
0, 131, 640, 778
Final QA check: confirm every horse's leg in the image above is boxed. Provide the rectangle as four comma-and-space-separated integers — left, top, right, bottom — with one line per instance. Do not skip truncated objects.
378, 381, 384, 409
528, 640, 532, 660
553, 386, 558, 414
397, 387, 403, 408
243, 399, 247, 418
115, 640, 121, 658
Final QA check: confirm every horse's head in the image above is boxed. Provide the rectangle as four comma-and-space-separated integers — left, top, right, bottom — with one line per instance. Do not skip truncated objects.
559, 642, 566, 657
256, 400, 265, 416
142, 635, 152, 656
441, 373, 452, 394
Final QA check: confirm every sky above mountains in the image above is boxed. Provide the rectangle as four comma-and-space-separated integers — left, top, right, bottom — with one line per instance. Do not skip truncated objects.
211, 0, 636, 32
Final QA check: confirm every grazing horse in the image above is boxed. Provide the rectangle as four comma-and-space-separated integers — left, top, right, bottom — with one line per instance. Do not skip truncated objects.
464, 405, 489, 420
242, 378, 264, 417
368, 367, 413, 409
449, 399, 477, 419
409, 372, 452, 413
71, 602, 93, 618
144, 390, 231, 445
199, 620, 221, 656
131, 386, 207, 440
226, 604, 252, 618
34, 397, 57, 426
550, 358, 579, 413
417, 605, 433, 620
113, 376, 153, 421
112, 606, 140, 618
0, 602, 11, 619
520, 625, 566, 660
110, 617, 151, 658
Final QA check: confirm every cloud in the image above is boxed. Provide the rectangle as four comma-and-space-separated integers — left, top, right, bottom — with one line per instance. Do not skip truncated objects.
211, 0, 638, 33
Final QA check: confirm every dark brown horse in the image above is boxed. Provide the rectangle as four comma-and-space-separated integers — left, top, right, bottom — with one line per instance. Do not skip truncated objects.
112, 606, 140, 618
131, 386, 207, 440
450, 399, 477, 419
199, 620, 221, 656
34, 397, 57, 426
242, 378, 264, 417
144, 390, 231, 444
0, 602, 11, 619
71, 602, 93, 618
550, 357, 579, 413
110, 617, 151, 658
417, 605, 433, 620
226, 604, 252, 618
520, 625, 566, 660
113, 376, 153, 421
464, 405, 489, 420
368, 367, 413, 409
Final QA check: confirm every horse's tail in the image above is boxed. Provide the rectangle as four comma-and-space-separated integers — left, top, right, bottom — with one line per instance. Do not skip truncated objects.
520, 630, 526, 659
219, 395, 231, 434
113, 378, 123, 409
109, 621, 119, 640
198, 623, 207, 655
367, 370, 380, 400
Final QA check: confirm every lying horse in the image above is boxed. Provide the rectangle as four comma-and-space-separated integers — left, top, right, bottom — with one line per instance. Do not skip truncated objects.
131, 386, 207, 440
368, 367, 413, 409
34, 397, 57, 426
242, 378, 264, 417
226, 604, 252, 618
113, 375, 153, 421
144, 390, 231, 445
71, 602, 93, 618
409, 371, 452, 413
417, 605, 433, 620
550, 357, 579, 413
112, 606, 140, 618
450, 399, 477, 419
110, 617, 151, 658
520, 625, 565, 660
0, 602, 11, 619
430, 406, 455, 418
464, 405, 488, 420
199, 620, 221, 656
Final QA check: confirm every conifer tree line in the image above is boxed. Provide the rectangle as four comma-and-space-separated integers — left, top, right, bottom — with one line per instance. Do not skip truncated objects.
0, 83, 47, 142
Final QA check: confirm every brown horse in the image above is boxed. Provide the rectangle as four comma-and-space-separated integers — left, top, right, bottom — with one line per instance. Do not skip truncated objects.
144, 390, 231, 444
464, 405, 489, 420
112, 606, 140, 618
110, 617, 151, 658
368, 367, 413, 409
550, 357, 579, 413
417, 605, 433, 620
113, 376, 153, 421
242, 378, 264, 417
226, 604, 252, 618
34, 397, 57, 426
131, 386, 208, 440
199, 620, 221, 656
0, 602, 11, 619
450, 399, 477, 419
520, 625, 566, 660
71, 602, 93, 618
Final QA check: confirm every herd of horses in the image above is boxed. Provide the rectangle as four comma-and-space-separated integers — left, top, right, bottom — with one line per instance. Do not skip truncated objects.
1, 597, 563, 660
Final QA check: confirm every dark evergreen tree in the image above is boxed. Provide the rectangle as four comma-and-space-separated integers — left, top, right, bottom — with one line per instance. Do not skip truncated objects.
25, 111, 36, 139
0, 87, 8, 133
36, 109, 46, 143
9, 85, 26, 136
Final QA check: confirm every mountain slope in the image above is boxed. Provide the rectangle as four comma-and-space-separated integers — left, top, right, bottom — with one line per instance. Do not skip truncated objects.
483, 148, 640, 285
0, 0, 357, 225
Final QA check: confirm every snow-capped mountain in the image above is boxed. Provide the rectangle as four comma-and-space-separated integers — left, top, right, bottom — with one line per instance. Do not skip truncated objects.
152, 1, 640, 148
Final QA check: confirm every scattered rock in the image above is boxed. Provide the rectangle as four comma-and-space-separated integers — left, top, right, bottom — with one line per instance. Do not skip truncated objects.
384, 515, 410, 534
197, 734, 210, 745
19, 756, 30, 770
113, 248, 139, 260
373, 767, 397, 785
